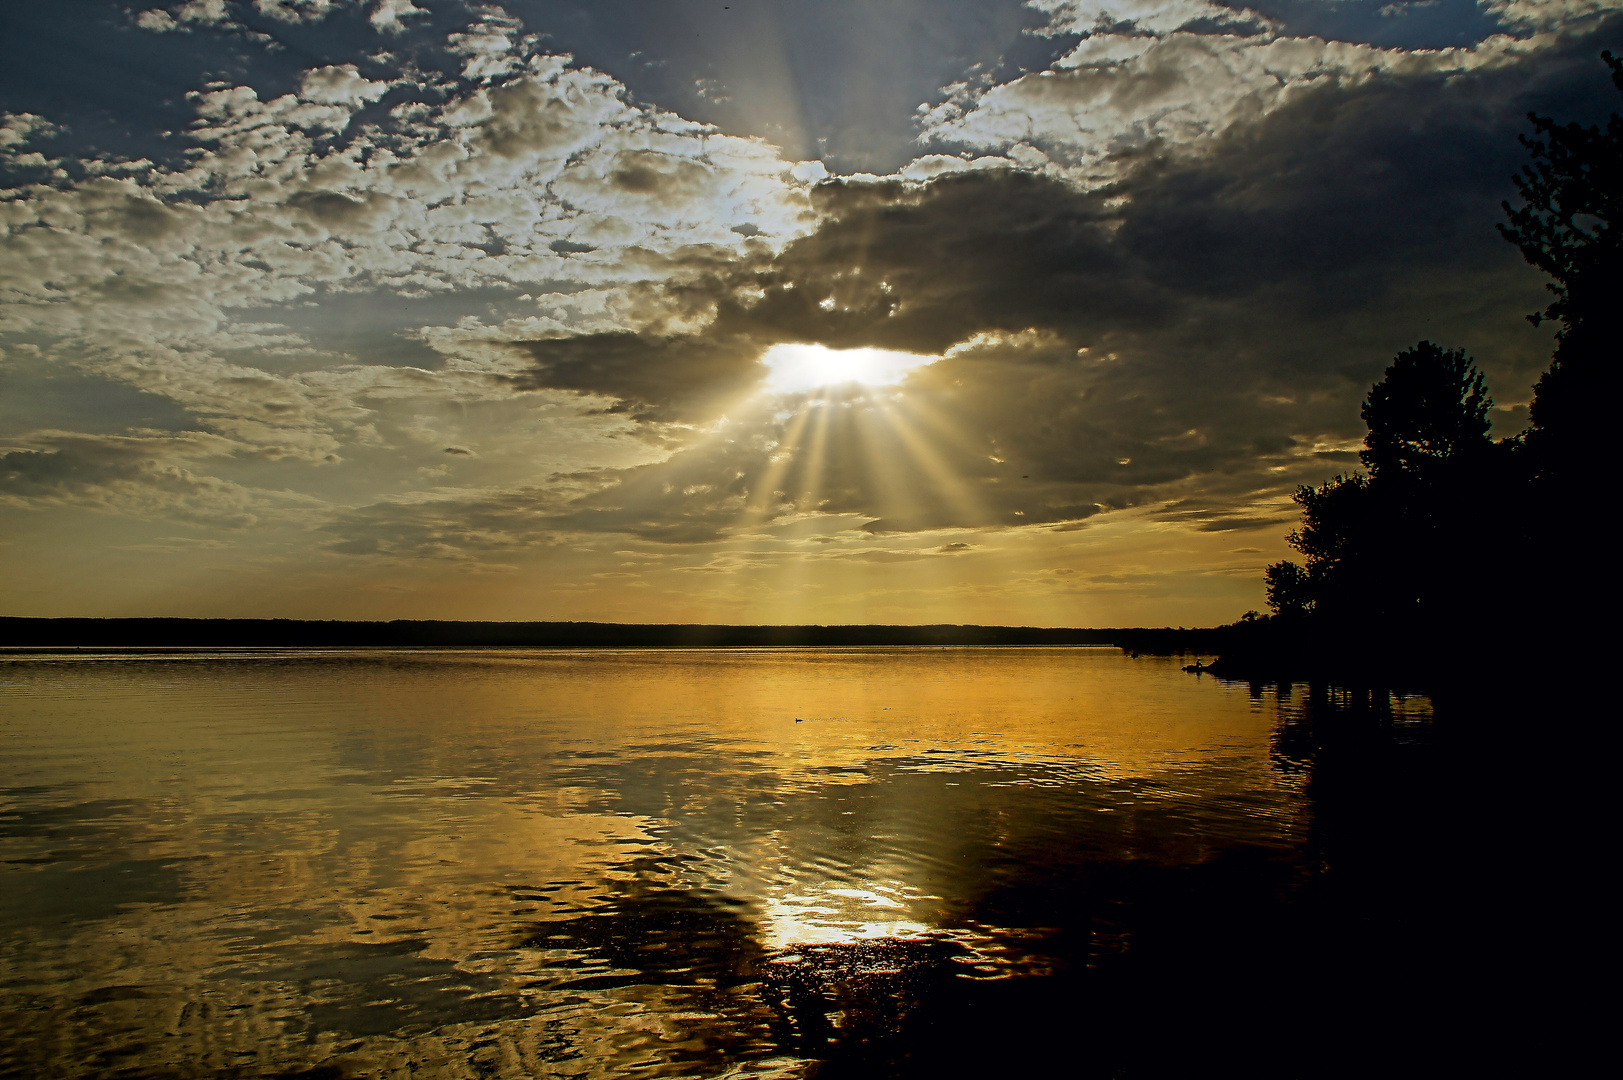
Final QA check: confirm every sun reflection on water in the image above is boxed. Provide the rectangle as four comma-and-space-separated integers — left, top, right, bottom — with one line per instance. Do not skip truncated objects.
0, 647, 1341, 1078
758, 883, 931, 951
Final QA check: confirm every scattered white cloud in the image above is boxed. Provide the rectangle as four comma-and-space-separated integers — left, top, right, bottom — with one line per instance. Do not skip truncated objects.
176, 0, 233, 25
135, 0, 431, 35
255, 0, 338, 23
298, 64, 392, 106
0, 16, 823, 472
1, 113, 59, 148
370, 0, 426, 34
1027, 0, 1267, 37
1481, 0, 1623, 30
133, 0, 355, 33
921, 23, 1532, 185
136, 9, 180, 32
447, 9, 528, 81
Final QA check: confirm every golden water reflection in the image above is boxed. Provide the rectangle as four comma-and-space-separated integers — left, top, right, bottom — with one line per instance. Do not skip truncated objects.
0, 648, 1419, 1078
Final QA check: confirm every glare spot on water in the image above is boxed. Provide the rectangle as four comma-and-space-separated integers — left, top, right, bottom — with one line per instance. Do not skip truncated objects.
758, 884, 934, 950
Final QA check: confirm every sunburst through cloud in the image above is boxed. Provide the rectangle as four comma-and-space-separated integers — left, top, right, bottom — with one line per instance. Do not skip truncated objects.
760, 344, 939, 395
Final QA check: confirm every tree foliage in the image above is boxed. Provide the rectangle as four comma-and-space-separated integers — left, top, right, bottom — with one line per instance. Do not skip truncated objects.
1497, 51, 1623, 332
1263, 557, 1313, 619
1264, 346, 1494, 631
1360, 343, 1491, 482
1497, 50, 1623, 484
1233, 52, 1620, 684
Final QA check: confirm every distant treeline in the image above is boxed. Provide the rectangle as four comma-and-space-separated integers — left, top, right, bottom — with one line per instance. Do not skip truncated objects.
0, 617, 1225, 653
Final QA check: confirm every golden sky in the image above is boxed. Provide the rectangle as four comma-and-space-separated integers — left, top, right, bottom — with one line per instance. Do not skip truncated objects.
3, 0, 1616, 623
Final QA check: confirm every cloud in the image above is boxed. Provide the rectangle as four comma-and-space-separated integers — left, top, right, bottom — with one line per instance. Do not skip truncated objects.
1028, 0, 1266, 37
256, 0, 340, 24
135, 1, 232, 31
470, 36, 1606, 544
174, 0, 232, 24
0, 431, 261, 526
1483, 0, 1623, 31
320, 474, 613, 558
0, 113, 59, 150
136, 9, 180, 31
505, 333, 766, 423
370, 0, 426, 34
918, 10, 1535, 185
134, 0, 357, 32
298, 65, 392, 107
447, 9, 530, 82
5, 2, 1619, 580
0, 35, 820, 469
133, 0, 427, 35
0, 113, 62, 173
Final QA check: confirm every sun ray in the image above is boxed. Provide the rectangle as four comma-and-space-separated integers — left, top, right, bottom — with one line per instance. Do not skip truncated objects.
734, 397, 818, 532
872, 393, 990, 530
795, 390, 835, 518
885, 392, 1065, 620
849, 393, 928, 532
757, 394, 841, 617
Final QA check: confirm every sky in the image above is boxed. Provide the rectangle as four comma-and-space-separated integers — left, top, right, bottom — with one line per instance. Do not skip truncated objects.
1, 0, 1619, 626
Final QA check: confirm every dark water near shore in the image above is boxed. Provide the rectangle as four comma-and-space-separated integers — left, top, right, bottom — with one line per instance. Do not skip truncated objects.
0, 647, 1435, 1079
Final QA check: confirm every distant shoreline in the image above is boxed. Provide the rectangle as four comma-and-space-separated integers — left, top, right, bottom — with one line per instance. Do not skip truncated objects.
0, 617, 1224, 652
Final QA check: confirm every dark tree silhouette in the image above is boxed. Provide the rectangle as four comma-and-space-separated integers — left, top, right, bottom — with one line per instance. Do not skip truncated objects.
1497, 51, 1623, 335
1263, 342, 1495, 624
1265, 477, 1362, 624
1256, 341, 1503, 686
1359, 343, 1492, 482
1499, 51, 1622, 487
1263, 559, 1314, 619
1220, 53, 1621, 687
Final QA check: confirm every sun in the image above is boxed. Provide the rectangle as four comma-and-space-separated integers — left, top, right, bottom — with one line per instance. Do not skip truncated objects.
760, 343, 936, 395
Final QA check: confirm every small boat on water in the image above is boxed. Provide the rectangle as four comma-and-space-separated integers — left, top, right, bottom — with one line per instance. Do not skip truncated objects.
1182, 660, 1208, 674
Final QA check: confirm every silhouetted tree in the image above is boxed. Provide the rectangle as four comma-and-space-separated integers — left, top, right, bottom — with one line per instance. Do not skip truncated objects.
1360, 343, 1492, 483
1284, 475, 1372, 612
1231, 52, 1621, 685
1264, 559, 1314, 619
1263, 345, 1498, 657
1499, 51, 1622, 487
1497, 51, 1623, 335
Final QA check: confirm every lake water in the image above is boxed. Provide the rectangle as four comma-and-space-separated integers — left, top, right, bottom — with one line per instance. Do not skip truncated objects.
0, 647, 1433, 1078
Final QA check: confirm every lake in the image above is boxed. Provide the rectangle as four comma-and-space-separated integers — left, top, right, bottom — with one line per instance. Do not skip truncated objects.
0, 647, 1436, 1078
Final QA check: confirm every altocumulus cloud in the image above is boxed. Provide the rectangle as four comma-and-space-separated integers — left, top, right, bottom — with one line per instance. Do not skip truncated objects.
0, 431, 261, 527
1, 7, 825, 547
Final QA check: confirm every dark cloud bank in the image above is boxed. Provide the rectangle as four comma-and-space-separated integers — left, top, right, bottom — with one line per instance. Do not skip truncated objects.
332, 24, 1622, 554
